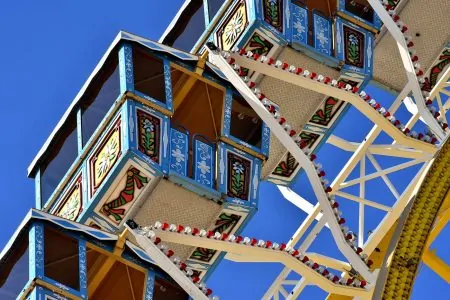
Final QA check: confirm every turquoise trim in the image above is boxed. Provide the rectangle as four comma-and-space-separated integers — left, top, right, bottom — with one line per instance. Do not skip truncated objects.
40, 93, 124, 210
218, 142, 261, 207
121, 100, 131, 152
132, 100, 170, 175
203, 0, 209, 27
163, 59, 174, 111
78, 239, 87, 298
261, 123, 271, 157
119, 43, 134, 93
335, 16, 374, 75
29, 222, 44, 280
144, 270, 156, 300
48, 169, 82, 215
35, 169, 41, 209
76, 108, 83, 154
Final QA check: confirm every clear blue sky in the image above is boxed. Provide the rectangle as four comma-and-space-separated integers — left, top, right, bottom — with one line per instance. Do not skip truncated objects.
0, 1, 448, 299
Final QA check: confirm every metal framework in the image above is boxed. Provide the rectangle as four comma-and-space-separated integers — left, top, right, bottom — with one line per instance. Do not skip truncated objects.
130, 1, 450, 298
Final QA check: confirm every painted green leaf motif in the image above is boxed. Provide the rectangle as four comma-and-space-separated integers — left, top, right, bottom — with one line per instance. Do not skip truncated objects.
227, 153, 250, 200
101, 167, 148, 223
213, 213, 241, 233
137, 110, 160, 163
143, 131, 155, 154
429, 49, 450, 87
348, 43, 359, 63
191, 248, 216, 262
263, 0, 283, 32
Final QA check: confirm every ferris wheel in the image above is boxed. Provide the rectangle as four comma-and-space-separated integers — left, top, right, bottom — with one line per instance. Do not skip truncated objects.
127, 1, 450, 299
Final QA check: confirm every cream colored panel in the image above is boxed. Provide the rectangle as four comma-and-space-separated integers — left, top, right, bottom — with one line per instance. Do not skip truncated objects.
373, 0, 450, 91
134, 179, 222, 259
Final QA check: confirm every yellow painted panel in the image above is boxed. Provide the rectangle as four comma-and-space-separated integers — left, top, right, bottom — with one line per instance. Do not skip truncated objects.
220, 2, 248, 51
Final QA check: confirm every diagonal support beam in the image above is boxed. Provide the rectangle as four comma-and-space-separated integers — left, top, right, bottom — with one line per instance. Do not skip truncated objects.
338, 157, 426, 190
327, 134, 429, 159
366, 153, 400, 199
286, 277, 308, 300
333, 191, 392, 212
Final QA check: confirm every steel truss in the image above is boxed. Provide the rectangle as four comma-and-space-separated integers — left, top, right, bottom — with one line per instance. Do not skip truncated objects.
128, 1, 450, 296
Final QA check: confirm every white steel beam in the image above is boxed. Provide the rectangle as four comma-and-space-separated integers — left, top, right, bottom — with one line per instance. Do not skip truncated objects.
359, 156, 366, 247
227, 53, 437, 153
278, 186, 329, 227
366, 153, 400, 199
207, 47, 375, 282
367, 0, 445, 140
153, 229, 369, 297
127, 227, 210, 300
333, 191, 392, 212
298, 217, 327, 254
338, 157, 427, 190
286, 278, 308, 300
327, 135, 429, 159
306, 253, 351, 272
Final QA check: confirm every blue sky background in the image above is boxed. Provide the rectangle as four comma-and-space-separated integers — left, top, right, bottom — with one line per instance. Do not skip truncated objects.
0, 1, 448, 299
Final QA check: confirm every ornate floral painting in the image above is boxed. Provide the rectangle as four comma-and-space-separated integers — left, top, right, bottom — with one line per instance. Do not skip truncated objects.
89, 119, 121, 196
55, 176, 83, 221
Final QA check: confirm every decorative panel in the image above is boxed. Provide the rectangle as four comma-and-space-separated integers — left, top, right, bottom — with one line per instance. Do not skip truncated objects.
244, 32, 274, 55
271, 131, 319, 178
336, 17, 373, 74
137, 109, 161, 163
190, 213, 242, 262
272, 152, 299, 178
193, 137, 215, 189
309, 79, 357, 127
241, 32, 274, 77
310, 97, 345, 127
421, 48, 450, 92
222, 89, 233, 137
263, 0, 283, 32
218, 1, 248, 51
227, 151, 251, 201
98, 166, 149, 225
291, 2, 308, 45
169, 127, 189, 176
313, 12, 332, 56
89, 119, 121, 197
298, 131, 321, 148
54, 175, 83, 221
343, 25, 365, 69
